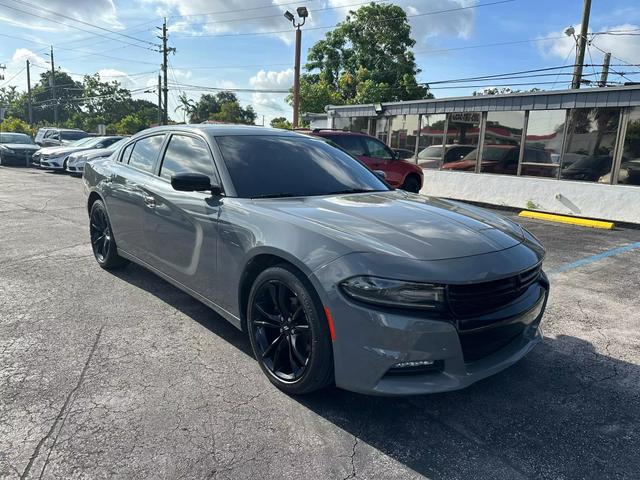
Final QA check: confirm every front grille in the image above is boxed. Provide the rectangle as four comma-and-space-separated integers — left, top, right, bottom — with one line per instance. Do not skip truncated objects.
447, 265, 541, 318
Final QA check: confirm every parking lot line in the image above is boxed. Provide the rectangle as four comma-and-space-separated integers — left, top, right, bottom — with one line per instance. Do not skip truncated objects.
548, 241, 640, 273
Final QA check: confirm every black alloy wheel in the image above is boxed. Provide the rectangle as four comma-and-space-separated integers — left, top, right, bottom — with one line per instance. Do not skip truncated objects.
247, 266, 333, 394
89, 200, 128, 269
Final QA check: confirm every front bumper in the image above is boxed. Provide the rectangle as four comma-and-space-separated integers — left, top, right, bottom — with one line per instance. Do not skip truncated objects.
311, 247, 548, 396
39, 158, 66, 170
0, 152, 35, 166
66, 164, 84, 173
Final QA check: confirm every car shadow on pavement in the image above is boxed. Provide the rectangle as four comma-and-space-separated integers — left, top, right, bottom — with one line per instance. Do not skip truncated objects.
111, 264, 639, 479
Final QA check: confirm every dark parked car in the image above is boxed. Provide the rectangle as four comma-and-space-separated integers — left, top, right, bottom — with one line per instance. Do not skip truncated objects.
561, 155, 614, 182
0, 132, 40, 166
84, 125, 548, 396
308, 129, 424, 193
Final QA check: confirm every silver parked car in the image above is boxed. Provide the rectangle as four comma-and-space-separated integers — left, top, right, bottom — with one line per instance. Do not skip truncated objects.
84, 125, 549, 396
35, 136, 124, 171
66, 137, 129, 174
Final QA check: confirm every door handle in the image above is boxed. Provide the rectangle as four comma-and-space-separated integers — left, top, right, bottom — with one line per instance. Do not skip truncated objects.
143, 195, 156, 208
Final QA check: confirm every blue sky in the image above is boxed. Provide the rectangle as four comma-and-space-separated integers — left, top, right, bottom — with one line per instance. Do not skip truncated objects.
1, 0, 639, 124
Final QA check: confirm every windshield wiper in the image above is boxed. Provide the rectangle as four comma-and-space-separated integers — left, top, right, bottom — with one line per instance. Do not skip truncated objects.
251, 193, 299, 199
328, 188, 381, 195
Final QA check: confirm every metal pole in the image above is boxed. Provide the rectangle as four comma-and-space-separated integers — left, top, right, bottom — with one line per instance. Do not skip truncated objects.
157, 74, 162, 125
599, 52, 611, 87
50, 46, 58, 124
162, 19, 168, 125
26, 59, 33, 125
293, 27, 301, 128
571, 0, 592, 89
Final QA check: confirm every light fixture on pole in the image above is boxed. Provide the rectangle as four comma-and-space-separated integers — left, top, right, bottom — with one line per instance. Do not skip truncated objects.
284, 6, 308, 128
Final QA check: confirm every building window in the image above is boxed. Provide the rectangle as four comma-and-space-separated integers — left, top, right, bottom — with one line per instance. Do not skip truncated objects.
350, 117, 369, 134
370, 117, 390, 144
416, 114, 446, 169
440, 112, 482, 173
389, 115, 419, 162
333, 117, 350, 131
561, 107, 620, 183
480, 111, 525, 176
618, 107, 640, 186
521, 110, 566, 178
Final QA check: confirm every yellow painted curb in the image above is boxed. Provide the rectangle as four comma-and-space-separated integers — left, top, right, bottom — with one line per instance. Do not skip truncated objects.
518, 211, 614, 229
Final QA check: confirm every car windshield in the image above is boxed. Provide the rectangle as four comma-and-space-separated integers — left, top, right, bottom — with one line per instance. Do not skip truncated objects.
418, 146, 443, 158
464, 146, 508, 161
82, 137, 111, 148
61, 131, 88, 141
70, 137, 94, 147
216, 135, 390, 198
106, 138, 128, 151
0, 133, 34, 144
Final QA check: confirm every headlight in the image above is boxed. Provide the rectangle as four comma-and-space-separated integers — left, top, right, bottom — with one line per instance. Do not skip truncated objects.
340, 276, 445, 310
0, 146, 15, 154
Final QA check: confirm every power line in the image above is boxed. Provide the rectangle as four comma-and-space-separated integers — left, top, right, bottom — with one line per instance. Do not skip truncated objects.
169, 0, 323, 20
0, 66, 26, 88
173, 0, 515, 38
5, 0, 159, 47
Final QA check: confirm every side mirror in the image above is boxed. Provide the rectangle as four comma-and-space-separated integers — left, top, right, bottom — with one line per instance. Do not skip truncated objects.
373, 169, 387, 180
171, 172, 222, 195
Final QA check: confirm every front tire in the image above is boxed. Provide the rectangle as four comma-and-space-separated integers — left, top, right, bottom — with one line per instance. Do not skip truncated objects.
247, 265, 334, 394
401, 174, 421, 193
89, 200, 128, 269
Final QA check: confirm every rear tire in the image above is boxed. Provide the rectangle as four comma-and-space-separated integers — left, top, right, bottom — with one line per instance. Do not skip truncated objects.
401, 174, 421, 193
89, 200, 129, 270
247, 265, 334, 394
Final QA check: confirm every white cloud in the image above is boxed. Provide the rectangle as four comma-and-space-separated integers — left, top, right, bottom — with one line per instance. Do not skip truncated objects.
0, 0, 120, 30
249, 68, 293, 114
538, 23, 640, 82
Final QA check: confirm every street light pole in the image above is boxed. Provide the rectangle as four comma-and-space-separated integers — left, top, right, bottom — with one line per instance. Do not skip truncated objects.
284, 7, 308, 128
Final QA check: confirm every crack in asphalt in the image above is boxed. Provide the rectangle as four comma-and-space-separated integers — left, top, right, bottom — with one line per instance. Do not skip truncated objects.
19, 326, 104, 480
342, 435, 359, 480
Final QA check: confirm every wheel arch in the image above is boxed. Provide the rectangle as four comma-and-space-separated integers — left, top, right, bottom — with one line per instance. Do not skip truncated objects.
87, 190, 104, 215
237, 248, 316, 332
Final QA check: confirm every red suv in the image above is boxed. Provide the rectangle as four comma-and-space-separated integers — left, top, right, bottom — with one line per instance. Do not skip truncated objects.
308, 129, 424, 193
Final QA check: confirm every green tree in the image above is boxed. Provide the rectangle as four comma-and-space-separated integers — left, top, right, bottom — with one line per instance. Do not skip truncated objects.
269, 117, 292, 129
115, 114, 147, 134
294, 3, 431, 113
210, 101, 256, 124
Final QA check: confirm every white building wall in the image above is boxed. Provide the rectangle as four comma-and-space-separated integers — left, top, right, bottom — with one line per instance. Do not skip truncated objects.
421, 170, 640, 224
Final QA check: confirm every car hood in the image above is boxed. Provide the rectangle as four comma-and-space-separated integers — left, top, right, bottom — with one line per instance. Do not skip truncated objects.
69, 148, 112, 159
2, 143, 39, 150
256, 190, 524, 260
39, 146, 90, 155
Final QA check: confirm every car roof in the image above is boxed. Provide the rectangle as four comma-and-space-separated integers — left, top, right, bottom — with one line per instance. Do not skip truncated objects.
130, 124, 310, 139
310, 129, 370, 137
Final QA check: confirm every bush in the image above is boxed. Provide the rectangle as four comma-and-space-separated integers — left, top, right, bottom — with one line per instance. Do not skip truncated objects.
0, 117, 34, 136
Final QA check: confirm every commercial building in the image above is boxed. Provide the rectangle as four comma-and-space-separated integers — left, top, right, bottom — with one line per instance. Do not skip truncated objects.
325, 85, 640, 223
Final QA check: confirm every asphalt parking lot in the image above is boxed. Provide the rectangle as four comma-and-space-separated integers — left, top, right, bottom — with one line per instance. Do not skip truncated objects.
1, 166, 639, 480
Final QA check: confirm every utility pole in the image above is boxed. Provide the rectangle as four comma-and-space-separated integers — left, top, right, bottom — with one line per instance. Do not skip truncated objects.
157, 19, 175, 125
157, 74, 162, 125
284, 7, 308, 128
26, 60, 33, 125
599, 52, 611, 87
571, 0, 592, 89
49, 45, 58, 125
0, 63, 5, 81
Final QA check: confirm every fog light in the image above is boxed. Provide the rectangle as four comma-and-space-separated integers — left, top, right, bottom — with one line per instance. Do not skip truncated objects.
394, 360, 435, 368
386, 359, 443, 376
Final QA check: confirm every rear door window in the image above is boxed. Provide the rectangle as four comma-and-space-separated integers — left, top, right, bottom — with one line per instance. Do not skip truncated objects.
128, 135, 164, 173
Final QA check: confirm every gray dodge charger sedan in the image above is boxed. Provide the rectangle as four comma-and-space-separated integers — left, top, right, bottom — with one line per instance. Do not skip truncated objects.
84, 125, 549, 396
